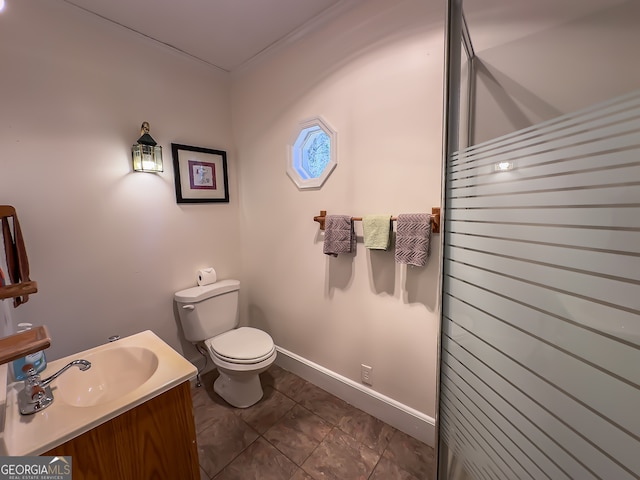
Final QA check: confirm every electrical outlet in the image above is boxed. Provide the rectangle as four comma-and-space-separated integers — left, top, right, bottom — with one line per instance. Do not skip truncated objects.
361, 364, 373, 386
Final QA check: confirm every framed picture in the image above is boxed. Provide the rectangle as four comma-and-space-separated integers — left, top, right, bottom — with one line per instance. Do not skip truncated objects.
171, 143, 229, 203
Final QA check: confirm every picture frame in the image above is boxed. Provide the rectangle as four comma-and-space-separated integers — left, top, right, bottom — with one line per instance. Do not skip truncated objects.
171, 143, 229, 203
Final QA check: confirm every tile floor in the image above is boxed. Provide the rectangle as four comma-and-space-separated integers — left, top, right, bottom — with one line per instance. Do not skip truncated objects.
191, 365, 435, 480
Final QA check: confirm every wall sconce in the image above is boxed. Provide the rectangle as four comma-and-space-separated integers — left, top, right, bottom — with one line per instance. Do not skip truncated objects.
132, 122, 163, 172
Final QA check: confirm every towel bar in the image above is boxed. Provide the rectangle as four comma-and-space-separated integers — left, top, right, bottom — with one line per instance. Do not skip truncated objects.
1, 205, 37, 305
314, 207, 440, 233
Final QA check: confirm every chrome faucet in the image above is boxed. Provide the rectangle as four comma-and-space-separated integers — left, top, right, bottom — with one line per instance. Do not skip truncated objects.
40, 359, 91, 388
18, 359, 92, 415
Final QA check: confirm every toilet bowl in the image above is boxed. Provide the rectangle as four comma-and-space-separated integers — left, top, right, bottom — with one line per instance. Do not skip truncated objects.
205, 327, 276, 407
174, 280, 276, 408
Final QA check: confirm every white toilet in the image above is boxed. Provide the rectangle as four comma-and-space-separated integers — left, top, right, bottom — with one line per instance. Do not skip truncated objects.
174, 279, 276, 408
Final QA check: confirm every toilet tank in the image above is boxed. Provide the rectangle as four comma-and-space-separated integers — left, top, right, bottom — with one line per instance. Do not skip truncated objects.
174, 280, 240, 343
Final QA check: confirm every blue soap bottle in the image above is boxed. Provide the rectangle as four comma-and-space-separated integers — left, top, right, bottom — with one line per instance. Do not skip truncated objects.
12, 322, 47, 381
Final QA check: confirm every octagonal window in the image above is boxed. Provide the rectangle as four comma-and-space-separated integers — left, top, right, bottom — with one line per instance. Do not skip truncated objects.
287, 116, 337, 189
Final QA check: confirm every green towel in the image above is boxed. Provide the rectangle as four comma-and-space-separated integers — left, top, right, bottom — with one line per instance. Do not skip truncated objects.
363, 214, 392, 250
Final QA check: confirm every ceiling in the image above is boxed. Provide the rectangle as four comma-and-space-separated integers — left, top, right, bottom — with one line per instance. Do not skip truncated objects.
62, 0, 345, 72
60, 0, 626, 72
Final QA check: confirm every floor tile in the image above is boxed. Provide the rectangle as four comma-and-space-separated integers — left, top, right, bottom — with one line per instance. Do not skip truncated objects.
369, 456, 427, 480
192, 392, 235, 435
337, 406, 396, 454
383, 430, 435, 480
213, 437, 297, 480
192, 381, 210, 408
264, 404, 332, 465
233, 385, 295, 434
192, 372, 236, 434
262, 365, 309, 400
290, 468, 315, 480
193, 365, 435, 480
200, 466, 210, 480
197, 412, 259, 478
301, 427, 379, 480
195, 369, 222, 396
295, 382, 351, 425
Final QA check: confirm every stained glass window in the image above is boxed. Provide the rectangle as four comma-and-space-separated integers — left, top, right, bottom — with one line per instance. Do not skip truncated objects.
287, 117, 337, 189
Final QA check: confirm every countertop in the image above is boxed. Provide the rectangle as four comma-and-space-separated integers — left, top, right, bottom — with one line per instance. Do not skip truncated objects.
0, 330, 197, 456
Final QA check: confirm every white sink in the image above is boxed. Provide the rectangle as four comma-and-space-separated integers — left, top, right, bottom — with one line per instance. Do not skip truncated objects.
54, 345, 159, 407
2, 330, 197, 456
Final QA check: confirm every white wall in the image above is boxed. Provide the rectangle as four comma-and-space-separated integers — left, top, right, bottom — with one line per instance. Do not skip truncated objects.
0, 0, 240, 361
470, 0, 640, 143
0, 0, 445, 424
231, 0, 444, 417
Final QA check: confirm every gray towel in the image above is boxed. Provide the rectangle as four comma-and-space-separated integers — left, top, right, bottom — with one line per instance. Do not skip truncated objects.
323, 215, 356, 257
395, 213, 431, 266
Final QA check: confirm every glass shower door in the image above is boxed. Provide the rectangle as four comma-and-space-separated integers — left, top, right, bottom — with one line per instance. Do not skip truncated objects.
437, 1, 640, 479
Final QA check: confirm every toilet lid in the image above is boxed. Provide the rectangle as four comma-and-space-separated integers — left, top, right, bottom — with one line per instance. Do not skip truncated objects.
207, 327, 275, 363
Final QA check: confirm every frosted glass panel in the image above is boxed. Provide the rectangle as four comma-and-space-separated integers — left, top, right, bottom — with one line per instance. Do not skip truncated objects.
439, 91, 640, 480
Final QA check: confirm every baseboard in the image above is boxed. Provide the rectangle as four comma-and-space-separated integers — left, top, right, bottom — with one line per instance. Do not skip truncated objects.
275, 346, 436, 447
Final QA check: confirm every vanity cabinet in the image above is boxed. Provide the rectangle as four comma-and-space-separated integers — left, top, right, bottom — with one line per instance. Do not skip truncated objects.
43, 381, 200, 480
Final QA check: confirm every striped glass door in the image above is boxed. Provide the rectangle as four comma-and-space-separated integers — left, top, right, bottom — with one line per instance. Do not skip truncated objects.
438, 87, 640, 479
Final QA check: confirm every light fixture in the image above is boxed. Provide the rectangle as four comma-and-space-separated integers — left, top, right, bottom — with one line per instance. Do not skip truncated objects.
132, 122, 163, 172
494, 161, 513, 172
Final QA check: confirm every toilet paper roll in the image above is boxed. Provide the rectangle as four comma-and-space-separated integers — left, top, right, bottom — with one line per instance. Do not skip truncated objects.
196, 268, 217, 286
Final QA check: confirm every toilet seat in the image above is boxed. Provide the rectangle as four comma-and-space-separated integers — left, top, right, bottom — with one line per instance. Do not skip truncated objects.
206, 327, 275, 365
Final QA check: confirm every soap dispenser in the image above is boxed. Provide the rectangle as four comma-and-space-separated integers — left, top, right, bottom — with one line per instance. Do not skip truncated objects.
12, 322, 47, 381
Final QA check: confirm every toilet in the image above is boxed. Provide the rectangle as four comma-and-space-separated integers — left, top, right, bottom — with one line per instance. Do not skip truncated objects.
175, 280, 276, 408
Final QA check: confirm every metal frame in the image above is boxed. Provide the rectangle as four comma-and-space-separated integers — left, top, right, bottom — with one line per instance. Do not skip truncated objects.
436, 0, 475, 478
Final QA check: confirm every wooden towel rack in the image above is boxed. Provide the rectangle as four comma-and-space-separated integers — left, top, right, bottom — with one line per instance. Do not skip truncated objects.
0, 205, 38, 301
314, 207, 440, 234
0, 205, 49, 366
